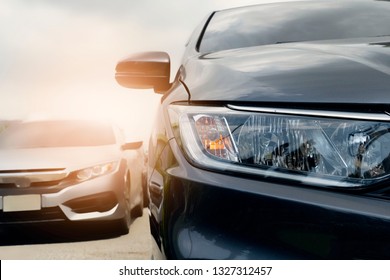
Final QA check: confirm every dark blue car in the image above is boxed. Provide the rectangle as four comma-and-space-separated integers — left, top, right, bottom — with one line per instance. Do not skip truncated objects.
115, 0, 390, 259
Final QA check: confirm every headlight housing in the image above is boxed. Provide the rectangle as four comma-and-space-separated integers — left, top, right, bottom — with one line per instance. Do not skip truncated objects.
169, 105, 390, 189
73, 162, 118, 182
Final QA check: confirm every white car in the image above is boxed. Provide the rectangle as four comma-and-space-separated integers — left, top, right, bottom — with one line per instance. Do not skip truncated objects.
0, 120, 144, 235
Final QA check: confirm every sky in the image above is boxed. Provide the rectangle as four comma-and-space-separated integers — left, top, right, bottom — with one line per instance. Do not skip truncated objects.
0, 0, 292, 142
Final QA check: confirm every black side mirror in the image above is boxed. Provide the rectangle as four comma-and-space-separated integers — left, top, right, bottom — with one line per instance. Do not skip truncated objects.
115, 52, 171, 93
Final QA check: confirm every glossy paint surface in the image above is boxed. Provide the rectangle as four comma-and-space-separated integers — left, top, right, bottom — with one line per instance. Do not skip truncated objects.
183, 38, 390, 104
145, 1, 390, 259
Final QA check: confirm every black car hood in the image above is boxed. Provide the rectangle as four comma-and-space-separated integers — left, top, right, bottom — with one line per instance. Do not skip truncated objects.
182, 37, 390, 104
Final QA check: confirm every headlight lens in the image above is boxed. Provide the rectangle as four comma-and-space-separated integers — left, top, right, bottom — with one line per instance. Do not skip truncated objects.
169, 105, 390, 188
76, 162, 118, 182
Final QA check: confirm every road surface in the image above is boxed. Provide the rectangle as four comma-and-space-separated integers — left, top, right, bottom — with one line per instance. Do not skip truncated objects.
0, 208, 163, 260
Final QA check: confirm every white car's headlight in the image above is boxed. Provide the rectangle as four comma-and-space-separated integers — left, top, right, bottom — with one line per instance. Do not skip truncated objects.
75, 162, 119, 182
169, 105, 390, 188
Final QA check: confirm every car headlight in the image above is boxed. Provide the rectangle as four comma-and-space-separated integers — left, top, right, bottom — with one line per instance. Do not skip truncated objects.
75, 162, 118, 182
169, 105, 390, 189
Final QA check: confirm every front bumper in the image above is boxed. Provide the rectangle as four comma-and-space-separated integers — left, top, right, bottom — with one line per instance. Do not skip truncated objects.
0, 168, 127, 225
151, 139, 390, 259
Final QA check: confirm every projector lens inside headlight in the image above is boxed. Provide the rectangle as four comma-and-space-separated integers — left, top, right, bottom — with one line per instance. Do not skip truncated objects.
76, 162, 117, 182
169, 105, 390, 188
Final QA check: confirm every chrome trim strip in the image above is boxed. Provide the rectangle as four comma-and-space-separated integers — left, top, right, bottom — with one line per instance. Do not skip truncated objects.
59, 204, 119, 221
227, 105, 390, 121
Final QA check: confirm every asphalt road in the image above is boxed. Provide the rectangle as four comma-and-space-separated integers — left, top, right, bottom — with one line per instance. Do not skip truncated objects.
0, 208, 163, 260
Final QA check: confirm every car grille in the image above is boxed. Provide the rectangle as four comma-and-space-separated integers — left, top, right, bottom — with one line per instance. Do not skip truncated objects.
0, 183, 16, 189
0, 180, 62, 189
0, 169, 67, 189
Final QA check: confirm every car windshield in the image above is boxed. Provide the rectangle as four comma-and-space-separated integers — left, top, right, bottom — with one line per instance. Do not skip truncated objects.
199, 1, 390, 53
0, 120, 116, 148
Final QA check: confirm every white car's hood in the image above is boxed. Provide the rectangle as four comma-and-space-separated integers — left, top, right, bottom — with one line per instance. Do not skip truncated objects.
0, 145, 121, 172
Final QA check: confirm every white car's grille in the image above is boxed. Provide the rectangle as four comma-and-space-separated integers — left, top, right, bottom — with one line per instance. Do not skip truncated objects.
0, 169, 67, 188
